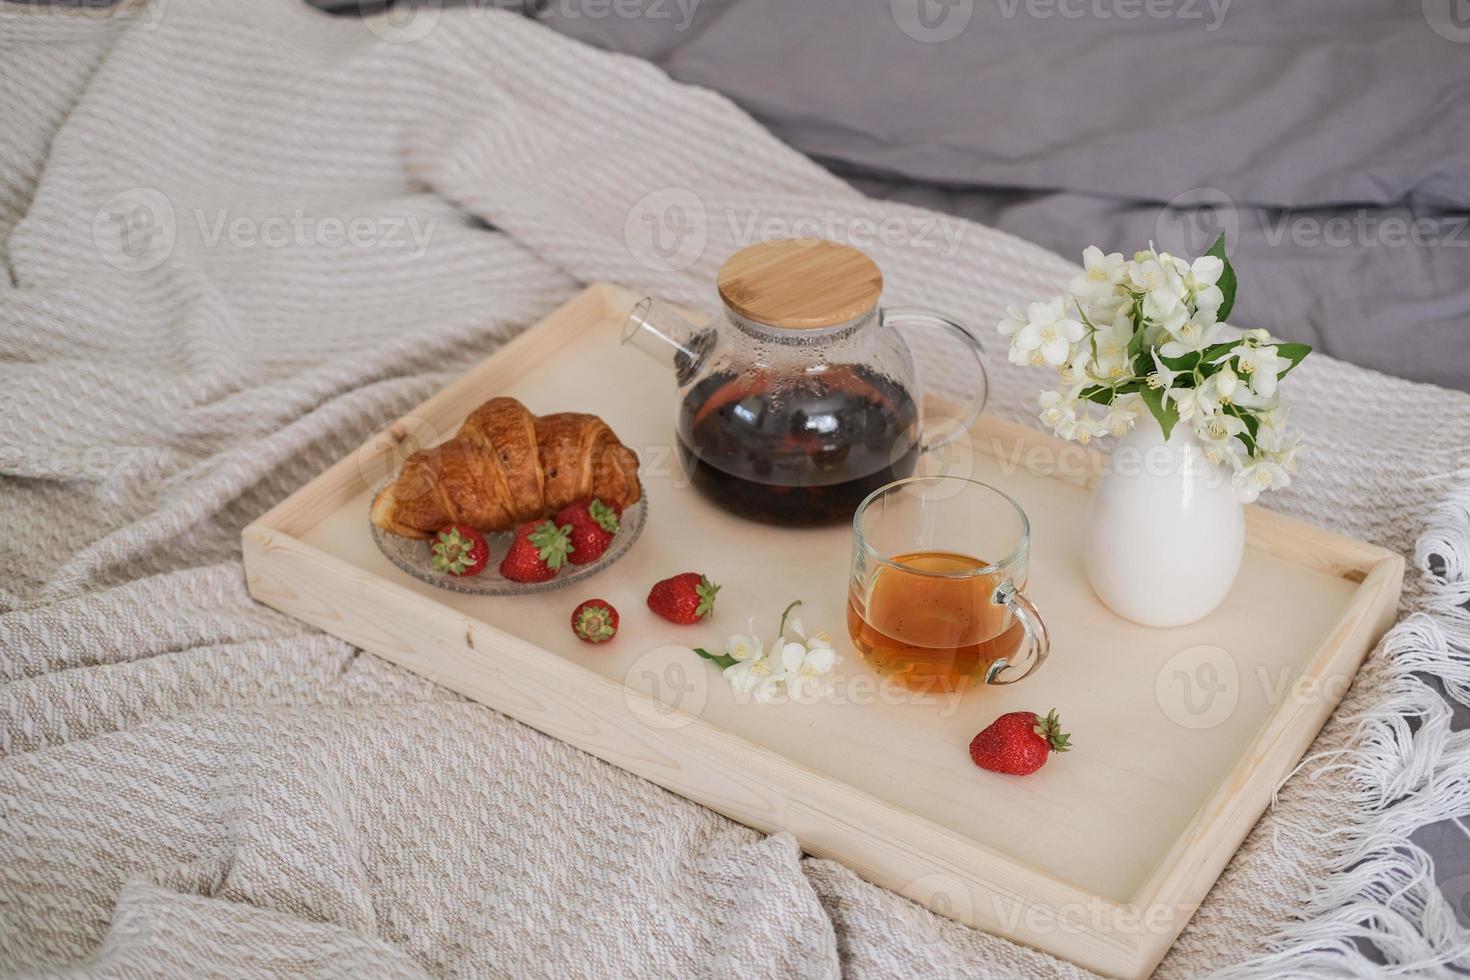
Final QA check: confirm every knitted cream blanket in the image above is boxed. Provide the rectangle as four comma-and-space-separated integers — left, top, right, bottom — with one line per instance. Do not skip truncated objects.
2, 1, 1468, 976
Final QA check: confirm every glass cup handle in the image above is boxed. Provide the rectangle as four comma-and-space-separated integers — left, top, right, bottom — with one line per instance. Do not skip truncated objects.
879, 307, 989, 452
984, 579, 1051, 686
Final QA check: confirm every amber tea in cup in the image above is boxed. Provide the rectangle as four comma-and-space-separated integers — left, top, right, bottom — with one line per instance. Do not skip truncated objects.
848, 478, 1049, 694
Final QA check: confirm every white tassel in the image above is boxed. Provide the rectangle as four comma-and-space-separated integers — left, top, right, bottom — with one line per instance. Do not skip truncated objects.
1216, 476, 1470, 977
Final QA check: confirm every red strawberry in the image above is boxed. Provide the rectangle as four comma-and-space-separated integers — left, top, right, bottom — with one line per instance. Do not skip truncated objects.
646, 573, 720, 625
499, 520, 573, 583
430, 525, 490, 576
969, 709, 1071, 776
554, 498, 621, 566
571, 599, 619, 643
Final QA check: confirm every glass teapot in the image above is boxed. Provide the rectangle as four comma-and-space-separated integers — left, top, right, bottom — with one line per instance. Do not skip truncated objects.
623, 238, 988, 526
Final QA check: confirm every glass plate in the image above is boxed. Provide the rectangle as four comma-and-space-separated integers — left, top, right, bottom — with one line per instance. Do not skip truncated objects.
368, 479, 647, 596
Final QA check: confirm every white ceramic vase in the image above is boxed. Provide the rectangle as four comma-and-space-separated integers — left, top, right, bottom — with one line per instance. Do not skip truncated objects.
1084, 416, 1245, 628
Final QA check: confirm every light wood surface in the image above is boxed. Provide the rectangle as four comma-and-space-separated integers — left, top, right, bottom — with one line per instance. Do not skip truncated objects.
243, 283, 1404, 979
717, 238, 883, 328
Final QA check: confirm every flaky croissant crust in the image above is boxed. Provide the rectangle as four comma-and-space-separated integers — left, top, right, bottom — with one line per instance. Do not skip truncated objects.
370, 397, 641, 538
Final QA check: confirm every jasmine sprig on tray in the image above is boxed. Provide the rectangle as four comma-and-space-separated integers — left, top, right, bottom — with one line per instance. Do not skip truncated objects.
694, 600, 839, 705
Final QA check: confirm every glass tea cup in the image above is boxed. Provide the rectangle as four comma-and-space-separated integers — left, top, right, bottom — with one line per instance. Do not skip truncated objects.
846, 477, 1050, 695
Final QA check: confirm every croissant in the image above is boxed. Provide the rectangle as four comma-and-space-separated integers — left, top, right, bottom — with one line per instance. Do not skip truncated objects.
370, 397, 641, 538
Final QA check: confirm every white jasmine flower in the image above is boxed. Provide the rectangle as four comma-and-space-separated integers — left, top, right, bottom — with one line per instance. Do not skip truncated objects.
1212, 363, 1240, 401
1270, 434, 1302, 472
1146, 349, 1179, 390
1233, 456, 1291, 504
1194, 371, 1239, 415
1194, 411, 1247, 467
1256, 414, 1296, 454
1038, 388, 1079, 430
1159, 311, 1223, 357
782, 637, 839, 701
785, 617, 834, 652
1058, 345, 1095, 385
1142, 283, 1184, 323
1167, 385, 1205, 422
723, 621, 763, 662
1255, 404, 1289, 450
1128, 257, 1175, 295
1147, 301, 1190, 339
1222, 343, 1286, 397
1056, 406, 1107, 444
1070, 246, 1127, 299
723, 642, 787, 703
1182, 255, 1225, 312
996, 304, 1027, 340
1091, 309, 1134, 379
1102, 394, 1142, 435
1080, 289, 1128, 327
1013, 298, 1086, 368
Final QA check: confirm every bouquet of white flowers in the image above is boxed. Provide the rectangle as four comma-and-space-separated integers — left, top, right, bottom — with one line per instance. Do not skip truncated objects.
998, 236, 1311, 503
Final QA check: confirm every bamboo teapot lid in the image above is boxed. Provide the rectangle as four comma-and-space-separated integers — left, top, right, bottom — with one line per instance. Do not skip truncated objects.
717, 239, 883, 330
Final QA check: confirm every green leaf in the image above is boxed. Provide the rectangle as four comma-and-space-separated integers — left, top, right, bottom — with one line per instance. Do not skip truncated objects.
1079, 380, 1144, 406
1200, 341, 1237, 364
1225, 405, 1258, 438
1126, 318, 1146, 359
1207, 234, 1238, 322
695, 577, 721, 619
1132, 349, 1155, 378
1274, 342, 1312, 378
1158, 350, 1202, 372
1140, 386, 1179, 441
529, 520, 574, 570
588, 498, 621, 534
1224, 405, 1258, 455
692, 647, 737, 670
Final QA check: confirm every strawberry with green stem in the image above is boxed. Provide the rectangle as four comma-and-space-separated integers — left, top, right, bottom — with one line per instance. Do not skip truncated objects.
647, 572, 720, 625
571, 599, 619, 643
555, 498, 621, 566
430, 525, 490, 577
499, 520, 573, 583
969, 709, 1072, 776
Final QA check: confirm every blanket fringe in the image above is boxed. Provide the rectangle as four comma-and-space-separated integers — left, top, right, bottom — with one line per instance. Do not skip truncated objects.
1220, 472, 1470, 977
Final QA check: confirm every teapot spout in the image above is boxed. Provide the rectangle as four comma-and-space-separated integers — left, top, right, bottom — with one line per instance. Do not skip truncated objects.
622, 297, 714, 385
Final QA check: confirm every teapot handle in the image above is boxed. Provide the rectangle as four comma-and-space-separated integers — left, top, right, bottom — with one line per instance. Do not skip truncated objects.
879, 307, 989, 452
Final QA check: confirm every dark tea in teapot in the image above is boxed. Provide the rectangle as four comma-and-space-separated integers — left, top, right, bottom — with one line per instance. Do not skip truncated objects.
623, 238, 988, 528
677, 364, 919, 526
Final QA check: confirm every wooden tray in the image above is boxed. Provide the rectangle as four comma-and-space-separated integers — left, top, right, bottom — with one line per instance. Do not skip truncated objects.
243, 284, 1403, 978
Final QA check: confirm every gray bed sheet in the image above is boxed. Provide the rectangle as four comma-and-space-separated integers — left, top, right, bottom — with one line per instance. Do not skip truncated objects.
382, 0, 1470, 392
